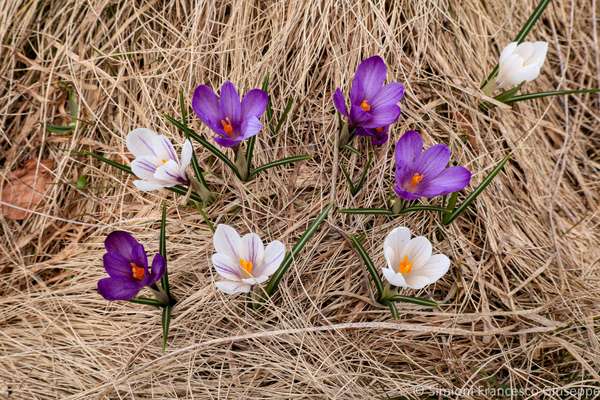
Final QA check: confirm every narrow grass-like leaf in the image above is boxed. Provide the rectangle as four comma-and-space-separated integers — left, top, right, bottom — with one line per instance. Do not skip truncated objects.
351, 151, 372, 196
481, 0, 551, 88
76, 175, 88, 190
382, 299, 399, 319
343, 144, 361, 155
161, 305, 172, 351
178, 88, 188, 122
192, 201, 215, 233
47, 124, 74, 134
503, 88, 600, 104
159, 203, 169, 294
443, 154, 510, 225
265, 203, 333, 296
68, 86, 79, 122
340, 163, 357, 194
274, 98, 293, 135
442, 192, 458, 221
262, 74, 273, 126
250, 154, 311, 177
349, 234, 384, 300
164, 114, 241, 179
245, 136, 256, 176
177, 90, 210, 189
387, 295, 438, 307
339, 208, 393, 215
130, 297, 163, 307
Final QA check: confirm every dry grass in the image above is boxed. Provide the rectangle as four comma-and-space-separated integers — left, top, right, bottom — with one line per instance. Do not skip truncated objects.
1, 0, 600, 399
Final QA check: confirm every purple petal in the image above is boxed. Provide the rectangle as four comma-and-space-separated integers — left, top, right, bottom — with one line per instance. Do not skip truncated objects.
395, 131, 423, 167
104, 231, 139, 260
103, 251, 132, 279
214, 135, 242, 148
394, 185, 421, 201
349, 106, 371, 126
415, 144, 451, 177
394, 164, 421, 200
241, 89, 268, 118
131, 243, 148, 269
98, 277, 143, 301
332, 89, 348, 116
148, 253, 166, 284
192, 85, 222, 132
219, 81, 241, 124
371, 82, 405, 109
239, 116, 263, 140
371, 127, 389, 146
362, 104, 400, 128
419, 166, 472, 197
350, 56, 386, 102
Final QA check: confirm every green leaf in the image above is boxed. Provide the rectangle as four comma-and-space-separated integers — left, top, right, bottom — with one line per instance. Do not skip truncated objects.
265, 203, 333, 297
387, 295, 438, 307
192, 200, 215, 233
68, 86, 79, 122
339, 208, 393, 215
349, 234, 384, 300
262, 74, 273, 125
503, 88, 600, 104
47, 124, 74, 134
342, 144, 361, 155
161, 305, 172, 351
250, 154, 311, 177
442, 192, 458, 221
481, 0, 551, 88
130, 297, 163, 307
443, 153, 510, 225
159, 203, 169, 294
178, 88, 188, 122
341, 151, 373, 196
382, 299, 399, 319
164, 114, 241, 179
274, 98, 293, 135
75, 175, 88, 190
245, 136, 256, 176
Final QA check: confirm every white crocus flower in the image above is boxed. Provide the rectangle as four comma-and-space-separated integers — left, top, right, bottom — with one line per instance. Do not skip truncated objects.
211, 224, 286, 295
381, 226, 450, 290
495, 41, 548, 90
126, 128, 192, 191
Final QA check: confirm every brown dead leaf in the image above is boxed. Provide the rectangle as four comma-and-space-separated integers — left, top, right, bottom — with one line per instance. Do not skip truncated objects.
1, 159, 54, 220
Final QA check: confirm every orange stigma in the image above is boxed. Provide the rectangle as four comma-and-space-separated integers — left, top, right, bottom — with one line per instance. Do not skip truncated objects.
410, 172, 424, 187
397, 255, 412, 274
375, 127, 384, 133
220, 118, 234, 136
130, 262, 145, 280
239, 258, 253, 275
360, 99, 371, 112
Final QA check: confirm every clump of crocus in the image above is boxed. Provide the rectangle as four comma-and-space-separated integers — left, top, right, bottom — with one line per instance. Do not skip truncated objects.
333, 55, 404, 145
381, 226, 449, 289
97, 231, 166, 301
192, 81, 268, 148
394, 130, 471, 201
211, 224, 285, 295
127, 128, 192, 191
495, 41, 548, 90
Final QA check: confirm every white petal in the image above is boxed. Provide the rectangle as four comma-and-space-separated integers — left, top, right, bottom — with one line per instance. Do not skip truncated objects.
499, 42, 518, 65
514, 42, 535, 61
152, 135, 179, 162
414, 254, 450, 283
382, 267, 407, 287
154, 160, 184, 185
403, 274, 432, 289
240, 233, 264, 266
383, 226, 411, 268
133, 180, 167, 191
241, 275, 269, 285
531, 41, 548, 68
403, 236, 432, 269
131, 156, 159, 180
211, 253, 241, 280
255, 240, 285, 277
127, 128, 160, 157
180, 140, 193, 171
215, 280, 251, 295
213, 224, 242, 260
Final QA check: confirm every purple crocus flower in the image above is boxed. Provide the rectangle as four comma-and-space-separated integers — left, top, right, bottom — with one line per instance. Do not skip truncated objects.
394, 131, 471, 200
333, 56, 404, 145
192, 81, 268, 148
97, 231, 166, 301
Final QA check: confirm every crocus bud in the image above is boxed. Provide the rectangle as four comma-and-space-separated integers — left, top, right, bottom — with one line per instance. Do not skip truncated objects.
495, 41, 548, 90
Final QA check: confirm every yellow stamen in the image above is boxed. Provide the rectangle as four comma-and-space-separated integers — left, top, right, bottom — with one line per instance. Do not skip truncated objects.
160, 159, 169, 165
397, 255, 412, 274
130, 262, 145, 280
220, 118, 234, 136
410, 172, 424, 187
239, 258, 253, 275
360, 99, 371, 112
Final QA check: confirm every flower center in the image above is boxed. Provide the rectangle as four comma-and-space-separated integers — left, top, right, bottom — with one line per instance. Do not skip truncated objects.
397, 255, 412, 274
220, 118, 234, 137
160, 159, 169, 165
360, 99, 371, 112
129, 262, 145, 280
239, 258, 254, 275
375, 127, 384, 133
410, 172, 424, 187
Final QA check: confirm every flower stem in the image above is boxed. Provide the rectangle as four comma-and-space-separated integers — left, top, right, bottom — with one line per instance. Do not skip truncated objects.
382, 299, 399, 319
234, 145, 249, 181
